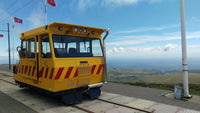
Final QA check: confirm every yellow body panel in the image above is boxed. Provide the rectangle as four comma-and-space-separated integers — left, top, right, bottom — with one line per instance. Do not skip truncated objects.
14, 22, 105, 92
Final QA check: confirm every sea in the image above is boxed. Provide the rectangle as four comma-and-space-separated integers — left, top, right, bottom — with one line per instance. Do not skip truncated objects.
107, 58, 200, 71
0, 56, 199, 71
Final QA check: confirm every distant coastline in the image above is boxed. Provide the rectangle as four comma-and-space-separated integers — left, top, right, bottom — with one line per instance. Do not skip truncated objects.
1, 57, 200, 71
107, 58, 200, 71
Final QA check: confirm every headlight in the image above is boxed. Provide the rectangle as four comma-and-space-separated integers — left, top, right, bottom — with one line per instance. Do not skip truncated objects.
92, 31, 95, 34
79, 28, 82, 33
74, 28, 78, 33
58, 26, 63, 31
83, 29, 87, 33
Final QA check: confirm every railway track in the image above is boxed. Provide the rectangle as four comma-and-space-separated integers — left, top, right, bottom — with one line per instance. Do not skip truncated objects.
0, 73, 13, 77
0, 73, 153, 113
97, 98, 154, 113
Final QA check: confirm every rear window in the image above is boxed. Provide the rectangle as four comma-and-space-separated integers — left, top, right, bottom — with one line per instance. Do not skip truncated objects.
52, 35, 103, 58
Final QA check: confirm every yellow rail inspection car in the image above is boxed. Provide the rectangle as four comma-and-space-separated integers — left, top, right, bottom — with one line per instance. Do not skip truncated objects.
13, 22, 109, 104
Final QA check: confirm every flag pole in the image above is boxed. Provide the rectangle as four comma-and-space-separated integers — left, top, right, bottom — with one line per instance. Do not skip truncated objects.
180, 0, 192, 98
7, 23, 11, 70
45, 0, 47, 25
12, 17, 15, 65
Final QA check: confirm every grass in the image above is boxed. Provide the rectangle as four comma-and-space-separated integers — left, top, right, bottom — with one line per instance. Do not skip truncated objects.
138, 73, 200, 84
107, 68, 200, 96
109, 81, 200, 96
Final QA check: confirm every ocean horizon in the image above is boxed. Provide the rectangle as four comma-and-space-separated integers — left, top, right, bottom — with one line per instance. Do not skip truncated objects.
0, 56, 199, 71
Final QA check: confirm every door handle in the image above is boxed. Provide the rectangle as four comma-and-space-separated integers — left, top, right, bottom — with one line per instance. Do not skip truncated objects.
44, 61, 48, 67
31, 61, 36, 64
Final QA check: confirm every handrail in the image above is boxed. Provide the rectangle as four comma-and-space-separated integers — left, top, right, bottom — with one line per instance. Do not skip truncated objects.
103, 29, 110, 83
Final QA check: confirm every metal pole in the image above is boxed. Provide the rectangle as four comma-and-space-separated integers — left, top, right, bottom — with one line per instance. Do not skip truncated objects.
12, 18, 14, 65
103, 29, 110, 83
180, 0, 191, 98
7, 23, 11, 70
45, 0, 47, 25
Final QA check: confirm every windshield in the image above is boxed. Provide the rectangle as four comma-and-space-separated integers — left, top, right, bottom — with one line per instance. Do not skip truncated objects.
52, 34, 103, 58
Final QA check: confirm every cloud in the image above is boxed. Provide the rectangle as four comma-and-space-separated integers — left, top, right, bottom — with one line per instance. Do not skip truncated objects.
69, 0, 164, 12
26, 2, 45, 29
108, 47, 124, 54
68, 0, 97, 12
107, 31, 200, 46
0, 6, 12, 23
107, 40, 142, 46
103, 0, 139, 6
188, 45, 200, 48
102, 0, 164, 7
163, 44, 177, 51
117, 24, 179, 34
107, 44, 178, 55
107, 35, 179, 46
148, 0, 163, 3
190, 17, 200, 24
77, 0, 96, 12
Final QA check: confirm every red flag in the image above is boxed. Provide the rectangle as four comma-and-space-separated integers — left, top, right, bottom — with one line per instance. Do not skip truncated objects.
47, 0, 56, 7
14, 17, 22, 24
0, 34, 3, 38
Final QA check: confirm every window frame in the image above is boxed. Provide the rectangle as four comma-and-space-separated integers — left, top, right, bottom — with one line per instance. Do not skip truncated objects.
20, 40, 27, 58
41, 35, 52, 59
26, 38, 35, 58
52, 34, 104, 58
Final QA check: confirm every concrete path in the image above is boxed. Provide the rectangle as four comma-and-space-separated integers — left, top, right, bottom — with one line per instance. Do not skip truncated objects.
102, 82, 200, 111
0, 91, 37, 113
0, 64, 12, 72
0, 77, 199, 113
0, 65, 200, 112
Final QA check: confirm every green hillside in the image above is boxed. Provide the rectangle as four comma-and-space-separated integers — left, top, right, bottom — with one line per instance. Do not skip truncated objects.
108, 68, 200, 84
107, 68, 200, 95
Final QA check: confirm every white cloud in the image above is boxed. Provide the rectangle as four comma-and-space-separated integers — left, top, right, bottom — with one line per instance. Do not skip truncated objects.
26, 2, 45, 29
77, 0, 96, 12
107, 44, 178, 56
107, 31, 200, 46
117, 24, 179, 34
107, 40, 142, 46
102, 0, 164, 7
0, 6, 12, 23
148, 0, 163, 3
190, 17, 200, 24
108, 47, 125, 54
103, 0, 139, 6
69, 0, 164, 12
106, 43, 182, 60
107, 35, 179, 46
163, 44, 177, 52
188, 45, 200, 48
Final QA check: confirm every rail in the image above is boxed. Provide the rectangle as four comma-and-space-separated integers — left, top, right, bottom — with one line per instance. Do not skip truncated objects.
103, 29, 109, 83
0, 73, 154, 113
97, 98, 154, 113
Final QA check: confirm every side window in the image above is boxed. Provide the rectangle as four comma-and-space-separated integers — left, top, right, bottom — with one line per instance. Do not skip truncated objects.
80, 41, 90, 53
21, 40, 26, 58
92, 39, 103, 56
27, 38, 35, 58
41, 35, 51, 58
54, 42, 65, 49
67, 42, 76, 54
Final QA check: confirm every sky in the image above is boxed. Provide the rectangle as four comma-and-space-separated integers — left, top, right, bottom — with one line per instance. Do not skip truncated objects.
0, 0, 200, 69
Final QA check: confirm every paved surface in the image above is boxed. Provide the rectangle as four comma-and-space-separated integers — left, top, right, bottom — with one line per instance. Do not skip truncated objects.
0, 76, 199, 113
0, 64, 200, 112
165, 92, 200, 104
0, 64, 12, 72
0, 91, 37, 113
102, 82, 200, 111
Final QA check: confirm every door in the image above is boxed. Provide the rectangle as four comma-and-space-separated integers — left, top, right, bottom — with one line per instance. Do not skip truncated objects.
19, 37, 38, 80
38, 35, 54, 81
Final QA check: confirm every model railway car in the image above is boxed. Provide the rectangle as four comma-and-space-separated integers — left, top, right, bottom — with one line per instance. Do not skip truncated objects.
13, 22, 109, 104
